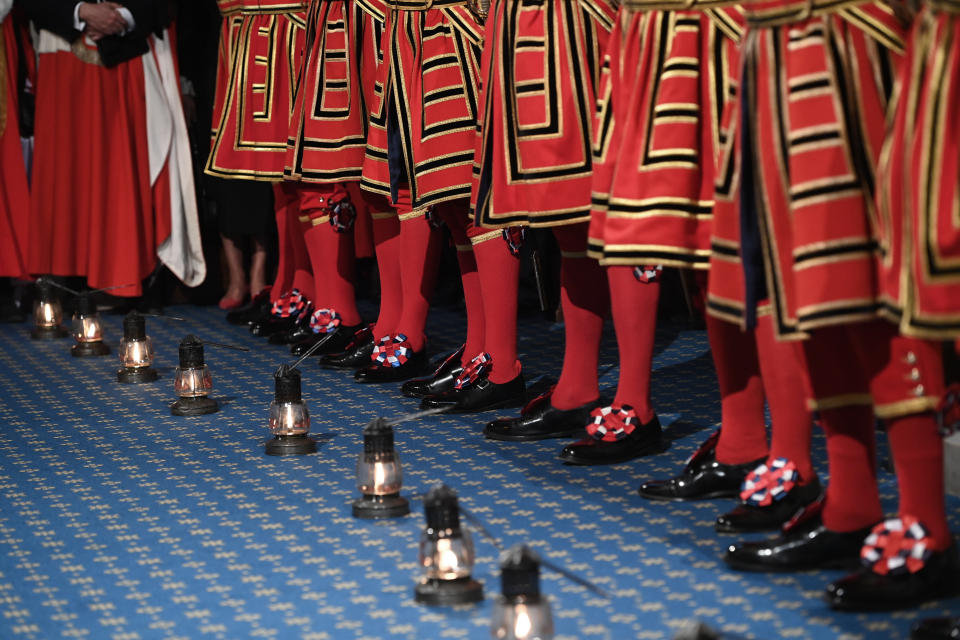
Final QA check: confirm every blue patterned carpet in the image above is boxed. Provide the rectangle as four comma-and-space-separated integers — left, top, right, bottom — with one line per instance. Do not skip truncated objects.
0, 304, 958, 640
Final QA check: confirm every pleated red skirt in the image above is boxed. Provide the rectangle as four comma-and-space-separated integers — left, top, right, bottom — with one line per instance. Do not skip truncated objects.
0, 18, 29, 279
28, 46, 170, 296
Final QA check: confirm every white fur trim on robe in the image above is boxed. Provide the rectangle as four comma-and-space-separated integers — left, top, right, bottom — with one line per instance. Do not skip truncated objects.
144, 30, 206, 287
0, 1, 13, 23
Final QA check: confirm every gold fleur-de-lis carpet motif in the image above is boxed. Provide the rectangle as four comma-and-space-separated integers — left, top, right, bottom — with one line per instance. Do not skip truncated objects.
0, 305, 957, 639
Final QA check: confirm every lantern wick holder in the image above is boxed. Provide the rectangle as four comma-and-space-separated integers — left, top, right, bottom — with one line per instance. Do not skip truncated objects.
415, 576, 485, 607
118, 365, 159, 384
72, 342, 110, 356
172, 394, 219, 416
265, 434, 317, 456
353, 492, 410, 519
31, 325, 69, 340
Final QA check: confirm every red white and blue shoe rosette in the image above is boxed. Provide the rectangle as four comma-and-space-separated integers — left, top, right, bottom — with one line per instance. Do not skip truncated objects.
329, 200, 356, 233
271, 289, 309, 319
586, 405, 637, 443
372, 334, 412, 368
454, 352, 492, 390
739, 457, 798, 507
309, 308, 342, 334
633, 265, 662, 284
861, 515, 934, 576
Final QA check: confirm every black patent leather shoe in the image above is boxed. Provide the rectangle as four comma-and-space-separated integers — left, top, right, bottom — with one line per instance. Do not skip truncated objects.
354, 349, 430, 383
911, 617, 960, 640
558, 415, 665, 465
250, 314, 297, 337
826, 545, 960, 611
715, 477, 823, 533
269, 311, 313, 345
420, 374, 526, 413
318, 328, 375, 370
483, 392, 601, 442
638, 430, 763, 501
401, 346, 465, 399
291, 323, 364, 357
724, 517, 870, 573
226, 289, 271, 325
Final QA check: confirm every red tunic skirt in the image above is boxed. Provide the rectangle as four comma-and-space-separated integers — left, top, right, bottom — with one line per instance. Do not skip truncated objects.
360, 0, 484, 209
285, 0, 386, 182
706, 0, 905, 336
0, 17, 29, 279
875, 0, 960, 339
471, 0, 617, 229
208, 0, 245, 155
206, 0, 308, 181
587, 4, 743, 268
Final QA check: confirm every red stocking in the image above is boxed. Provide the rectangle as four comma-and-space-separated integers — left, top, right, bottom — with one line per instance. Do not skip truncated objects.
393, 187, 441, 352
801, 325, 883, 532
436, 205, 484, 364
550, 223, 608, 411
473, 233, 522, 383
706, 313, 769, 465
369, 197, 402, 339
607, 265, 660, 423
270, 184, 297, 301
300, 183, 362, 326
756, 312, 814, 483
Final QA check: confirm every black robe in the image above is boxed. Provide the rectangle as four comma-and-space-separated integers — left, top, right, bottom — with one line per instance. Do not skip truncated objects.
16, 0, 170, 67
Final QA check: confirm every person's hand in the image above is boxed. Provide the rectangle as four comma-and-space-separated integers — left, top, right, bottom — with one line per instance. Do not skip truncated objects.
77, 2, 127, 37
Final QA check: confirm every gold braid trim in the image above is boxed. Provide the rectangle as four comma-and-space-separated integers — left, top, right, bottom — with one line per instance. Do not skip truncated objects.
71, 38, 104, 66
928, 0, 960, 13
621, 0, 740, 10
746, 0, 867, 27
384, 0, 467, 9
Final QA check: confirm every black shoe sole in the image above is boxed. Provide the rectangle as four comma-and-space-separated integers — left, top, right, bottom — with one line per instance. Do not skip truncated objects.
724, 555, 861, 574
484, 428, 582, 443
825, 583, 960, 612
319, 359, 370, 371
559, 438, 668, 466
355, 366, 430, 384
426, 393, 526, 415
638, 488, 739, 503
714, 521, 785, 535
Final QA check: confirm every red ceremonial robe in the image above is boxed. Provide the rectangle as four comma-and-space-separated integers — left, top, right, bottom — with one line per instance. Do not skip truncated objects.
706, 0, 905, 336
285, 0, 385, 183
587, 2, 743, 268
28, 34, 172, 297
206, 0, 307, 181
360, 0, 484, 209
0, 13, 29, 279
472, 0, 617, 229
876, 0, 960, 339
